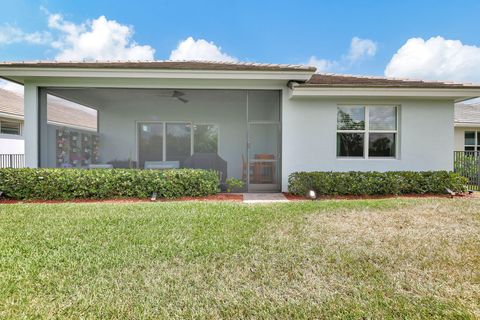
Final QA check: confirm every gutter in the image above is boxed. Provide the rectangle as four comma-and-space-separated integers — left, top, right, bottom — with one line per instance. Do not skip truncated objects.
454, 122, 480, 128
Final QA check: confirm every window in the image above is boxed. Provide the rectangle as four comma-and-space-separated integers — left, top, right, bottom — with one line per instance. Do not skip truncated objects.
138, 122, 219, 168
166, 123, 191, 162
0, 119, 22, 135
464, 131, 480, 151
194, 124, 218, 153
337, 105, 398, 158
138, 123, 164, 168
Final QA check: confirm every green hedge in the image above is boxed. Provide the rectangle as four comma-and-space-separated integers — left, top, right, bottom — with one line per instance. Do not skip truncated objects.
0, 168, 220, 200
288, 171, 468, 196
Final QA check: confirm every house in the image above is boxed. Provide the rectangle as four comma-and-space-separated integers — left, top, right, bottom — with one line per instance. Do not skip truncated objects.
0, 88, 97, 155
454, 102, 480, 152
0, 60, 480, 192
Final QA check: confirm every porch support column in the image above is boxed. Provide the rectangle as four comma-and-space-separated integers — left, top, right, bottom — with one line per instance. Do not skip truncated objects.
24, 83, 40, 168
38, 88, 48, 167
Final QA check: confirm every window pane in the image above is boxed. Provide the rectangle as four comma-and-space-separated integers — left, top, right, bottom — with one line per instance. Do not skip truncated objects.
477, 131, 480, 145
138, 123, 163, 168
0, 120, 21, 135
337, 106, 365, 130
337, 133, 364, 157
369, 133, 396, 157
465, 131, 475, 145
166, 123, 191, 162
465, 146, 475, 151
369, 106, 397, 130
194, 124, 218, 153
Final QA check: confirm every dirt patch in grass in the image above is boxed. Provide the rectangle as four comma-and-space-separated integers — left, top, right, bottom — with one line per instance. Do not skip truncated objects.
0, 193, 243, 204
266, 199, 480, 317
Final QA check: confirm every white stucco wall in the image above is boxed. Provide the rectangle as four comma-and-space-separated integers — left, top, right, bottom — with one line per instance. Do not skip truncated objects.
0, 135, 24, 154
282, 94, 455, 191
27, 78, 457, 193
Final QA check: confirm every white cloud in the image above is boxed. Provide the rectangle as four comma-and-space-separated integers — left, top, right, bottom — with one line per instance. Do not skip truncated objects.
47, 13, 155, 61
169, 37, 237, 62
385, 36, 480, 83
307, 56, 337, 73
0, 25, 51, 45
307, 37, 377, 73
347, 37, 377, 63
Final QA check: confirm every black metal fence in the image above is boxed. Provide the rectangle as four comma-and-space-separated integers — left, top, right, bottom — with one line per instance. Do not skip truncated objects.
454, 151, 480, 191
0, 154, 25, 168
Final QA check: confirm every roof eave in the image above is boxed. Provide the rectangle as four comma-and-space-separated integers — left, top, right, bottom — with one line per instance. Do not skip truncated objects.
289, 86, 480, 101
454, 122, 480, 128
0, 66, 315, 82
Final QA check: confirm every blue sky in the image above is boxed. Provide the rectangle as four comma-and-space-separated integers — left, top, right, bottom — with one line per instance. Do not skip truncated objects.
1, 0, 480, 82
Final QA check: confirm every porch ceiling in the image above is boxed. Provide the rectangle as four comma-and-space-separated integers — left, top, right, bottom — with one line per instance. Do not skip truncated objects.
45, 88, 254, 111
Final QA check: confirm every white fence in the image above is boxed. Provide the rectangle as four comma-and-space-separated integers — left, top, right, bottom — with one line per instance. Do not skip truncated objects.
0, 154, 25, 168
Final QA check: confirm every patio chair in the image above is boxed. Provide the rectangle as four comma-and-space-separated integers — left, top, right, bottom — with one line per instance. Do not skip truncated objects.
183, 153, 227, 184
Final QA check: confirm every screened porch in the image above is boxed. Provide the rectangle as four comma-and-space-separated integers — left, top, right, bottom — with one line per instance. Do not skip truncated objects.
41, 88, 281, 192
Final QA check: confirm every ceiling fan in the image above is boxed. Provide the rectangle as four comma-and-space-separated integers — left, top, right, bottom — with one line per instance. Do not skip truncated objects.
154, 90, 188, 103
172, 90, 188, 103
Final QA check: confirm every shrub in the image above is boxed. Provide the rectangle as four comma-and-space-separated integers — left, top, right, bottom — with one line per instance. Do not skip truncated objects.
0, 168, 220, 200
225, 178, 245, 193
288, 171, 468, 196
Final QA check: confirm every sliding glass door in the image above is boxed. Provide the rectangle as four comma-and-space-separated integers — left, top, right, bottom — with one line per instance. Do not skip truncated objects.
137, 122, 220, 168
138, 123, 163, 168
165, 123, 191, 162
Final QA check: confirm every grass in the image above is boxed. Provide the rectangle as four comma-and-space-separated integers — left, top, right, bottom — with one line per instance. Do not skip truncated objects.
0, 199, 479, 319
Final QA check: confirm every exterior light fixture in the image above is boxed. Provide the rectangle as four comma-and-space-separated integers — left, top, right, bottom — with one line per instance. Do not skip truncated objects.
150, 192, 157, 201
306, 189, 317, 200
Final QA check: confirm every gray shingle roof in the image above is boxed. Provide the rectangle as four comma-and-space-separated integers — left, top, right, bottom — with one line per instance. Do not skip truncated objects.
0, 88, 97, 130
455, 102, 480, 124
298, 73, 480, 89
0, 60, 315, 72
2, 61, 480, 90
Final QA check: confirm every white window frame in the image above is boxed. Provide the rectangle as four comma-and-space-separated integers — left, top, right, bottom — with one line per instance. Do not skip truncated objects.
337, 104, 399, 159
136, 121, 220, 164
0, 119, 23, 136
464, 131, 480, 151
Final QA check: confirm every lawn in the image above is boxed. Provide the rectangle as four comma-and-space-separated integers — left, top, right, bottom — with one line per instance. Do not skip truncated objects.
0, 199, 479, 319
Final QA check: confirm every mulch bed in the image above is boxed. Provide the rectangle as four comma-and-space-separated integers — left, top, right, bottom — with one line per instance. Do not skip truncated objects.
0, 193, 475, 204
160, 194, 243, 202
0, 193, 243, 204
283, 192, 473, 201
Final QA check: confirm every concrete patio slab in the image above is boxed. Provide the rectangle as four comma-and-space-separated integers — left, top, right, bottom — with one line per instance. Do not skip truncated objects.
243, 193, 289, 204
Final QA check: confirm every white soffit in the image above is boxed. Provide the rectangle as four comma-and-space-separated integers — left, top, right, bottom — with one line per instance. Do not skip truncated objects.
289, 86, 480, 101
0, 67, 314, 82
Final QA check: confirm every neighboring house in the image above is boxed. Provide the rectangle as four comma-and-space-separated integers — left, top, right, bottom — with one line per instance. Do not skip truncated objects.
454, 102, 480, 151
0, 88, 97, 154
1, 61, 480, 192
